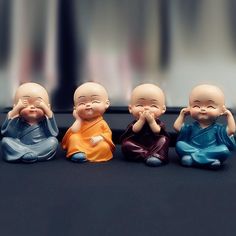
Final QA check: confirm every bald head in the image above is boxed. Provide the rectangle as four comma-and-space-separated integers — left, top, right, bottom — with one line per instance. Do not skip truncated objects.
189, 84, 225, 106
130, 83, 165, 105
14, 82, 50, 105
74, 82, 109, 105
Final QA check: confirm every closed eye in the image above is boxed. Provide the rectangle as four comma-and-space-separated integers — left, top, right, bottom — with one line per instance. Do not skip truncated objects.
92, 100, 101, 104
151, 105, 158, 108
207, 105, 216, 109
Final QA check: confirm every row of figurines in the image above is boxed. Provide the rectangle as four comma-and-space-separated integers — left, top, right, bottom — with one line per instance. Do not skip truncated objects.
1, 82, 235, 169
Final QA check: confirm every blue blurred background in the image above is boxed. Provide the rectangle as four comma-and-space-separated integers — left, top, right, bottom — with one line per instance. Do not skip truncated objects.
1, 0, 236, 110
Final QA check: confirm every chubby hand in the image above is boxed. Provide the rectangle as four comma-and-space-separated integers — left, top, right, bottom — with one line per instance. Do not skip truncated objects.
143, 110, 155, 124
15, 98, 28, 111
138, 111, 146, 122
73, 109, 80, 120
35, 99, 52, 118
221, 107, 232, 117
35, 99, 46, 110
90, 135, 104, 146
180, 107, 190, 117
9, 99, 28, 118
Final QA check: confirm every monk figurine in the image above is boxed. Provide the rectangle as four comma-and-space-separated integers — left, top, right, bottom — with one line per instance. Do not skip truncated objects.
1, 82, 59, 163
120, 83, 170, 167
61, 82, 115, 162
174, 84, 236, 169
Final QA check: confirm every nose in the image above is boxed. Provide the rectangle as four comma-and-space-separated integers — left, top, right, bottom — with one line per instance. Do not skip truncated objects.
29, 104, 36, 109
200, 106, 206, 111
86, 102, 92, 107
144, 105, 149, 110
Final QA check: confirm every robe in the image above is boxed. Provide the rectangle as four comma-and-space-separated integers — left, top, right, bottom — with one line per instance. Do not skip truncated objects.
1, 116, 59, 162
61, 116, 115, 162
176, 121, 236, 165
120, 119, 170, 162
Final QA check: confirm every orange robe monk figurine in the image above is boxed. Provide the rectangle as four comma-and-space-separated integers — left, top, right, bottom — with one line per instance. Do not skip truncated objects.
62, 82, 115, 162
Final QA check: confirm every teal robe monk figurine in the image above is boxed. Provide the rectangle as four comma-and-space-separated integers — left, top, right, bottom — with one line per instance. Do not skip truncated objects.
1, 82, 58, 163
174, 84, 236, 169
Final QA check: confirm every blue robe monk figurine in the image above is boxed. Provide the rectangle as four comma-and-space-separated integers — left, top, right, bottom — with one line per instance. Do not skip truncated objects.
174, 84, 236, 169
1, 82, 58, 163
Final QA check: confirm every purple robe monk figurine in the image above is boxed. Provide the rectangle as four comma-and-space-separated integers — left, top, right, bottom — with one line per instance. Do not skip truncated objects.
121, 83, 170, 167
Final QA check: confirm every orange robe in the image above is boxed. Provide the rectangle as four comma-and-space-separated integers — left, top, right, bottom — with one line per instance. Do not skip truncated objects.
62, 116, 115, 162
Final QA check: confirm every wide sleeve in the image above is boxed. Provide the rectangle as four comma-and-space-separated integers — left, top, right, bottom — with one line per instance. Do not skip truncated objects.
44, 115, 59, 137
157, 120, 170, 138
119, 121, 135, 143
100, 121, 115, 151
176, 123, 192, 142
217, 124, 236, 151
1, 117, 20, 138
61, 128, 73, 150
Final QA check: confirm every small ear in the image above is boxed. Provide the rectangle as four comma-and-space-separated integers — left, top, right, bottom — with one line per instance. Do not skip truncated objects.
162, 105, 166, 114
48, 104, 51, 109
128, 105, 132, 114
105, 100, 110, 109
73, 106, 76, 110
220, 105, 226, 115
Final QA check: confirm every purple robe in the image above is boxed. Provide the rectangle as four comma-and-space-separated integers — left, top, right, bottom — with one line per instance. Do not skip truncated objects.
120, 119, 170, 162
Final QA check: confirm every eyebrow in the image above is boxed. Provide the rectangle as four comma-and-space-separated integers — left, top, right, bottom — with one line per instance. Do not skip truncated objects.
78, 96, 86, 99
22, 96, 43, 99
137, 98, 146, 101
137, 98, 158, 102
207, 100, 216, 104
91, 95, 100, 98
193, 99, 216, 104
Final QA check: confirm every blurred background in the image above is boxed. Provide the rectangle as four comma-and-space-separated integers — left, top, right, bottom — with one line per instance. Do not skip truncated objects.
1, 0, 236, 110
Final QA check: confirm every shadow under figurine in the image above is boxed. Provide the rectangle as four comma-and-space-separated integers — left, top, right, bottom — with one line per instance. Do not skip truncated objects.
120, 83, 170, 167
174, 84, 236, 169
1, 82, 59, 163
61, 82, 115, 163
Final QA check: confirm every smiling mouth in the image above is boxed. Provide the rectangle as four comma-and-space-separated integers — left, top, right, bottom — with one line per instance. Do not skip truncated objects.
85, 108, 93, 114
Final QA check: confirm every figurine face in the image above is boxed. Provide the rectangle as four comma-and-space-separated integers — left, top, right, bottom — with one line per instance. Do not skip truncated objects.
14, 83, 50, 123
19, 98, 45, 121
129, 84, 166, 119
74, 82, 110, 121
189, 84, 225, 123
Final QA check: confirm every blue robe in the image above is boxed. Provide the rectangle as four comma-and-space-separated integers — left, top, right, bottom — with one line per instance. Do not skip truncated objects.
1, 116, 59, 162
176, 121, 236, 165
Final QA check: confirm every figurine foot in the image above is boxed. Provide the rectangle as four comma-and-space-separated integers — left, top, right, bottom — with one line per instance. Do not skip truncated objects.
71, 152, 87, 163
146, 156, 162, 167
210, 160, 221, 169
22, 153, 37, 163
181, 155, 193, 166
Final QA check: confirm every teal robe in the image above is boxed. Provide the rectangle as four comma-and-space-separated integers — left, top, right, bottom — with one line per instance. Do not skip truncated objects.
1, 116, 58, 162
176, 121, 236, 165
